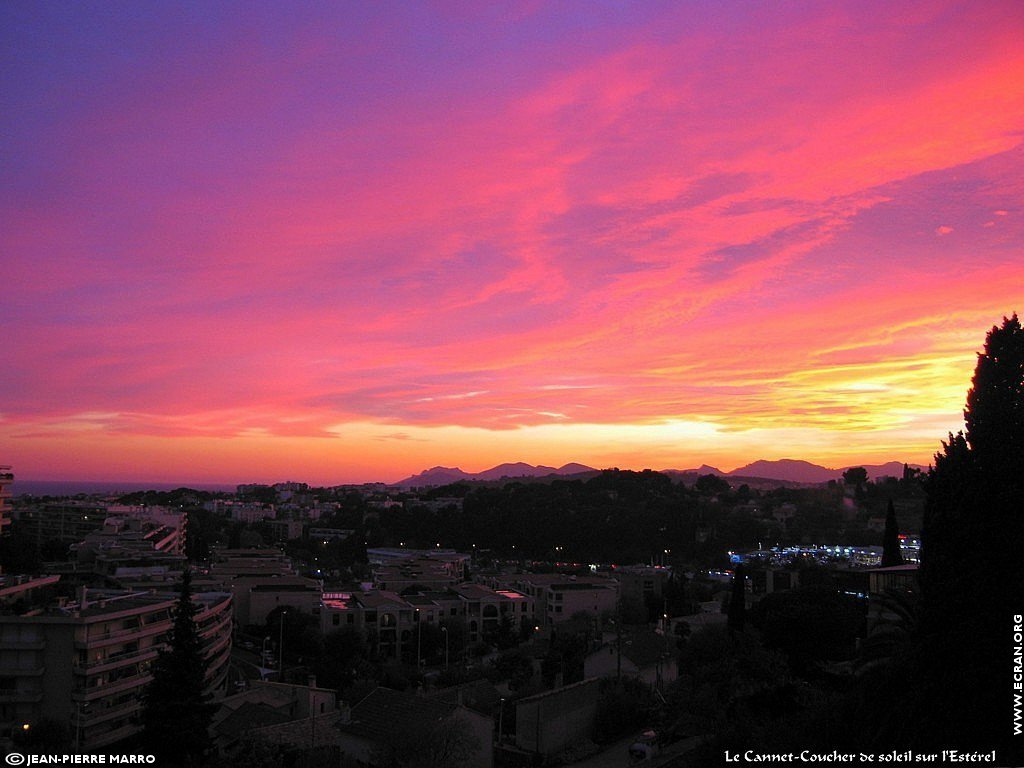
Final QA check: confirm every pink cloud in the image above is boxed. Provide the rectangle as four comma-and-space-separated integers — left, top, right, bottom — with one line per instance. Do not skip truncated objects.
4, 1, 1024, 480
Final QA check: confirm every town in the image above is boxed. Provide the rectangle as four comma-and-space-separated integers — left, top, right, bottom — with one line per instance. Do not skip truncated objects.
0, 460, 924, 766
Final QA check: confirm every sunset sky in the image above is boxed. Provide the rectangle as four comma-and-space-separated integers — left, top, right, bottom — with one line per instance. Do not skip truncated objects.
3, 1, 1023, 485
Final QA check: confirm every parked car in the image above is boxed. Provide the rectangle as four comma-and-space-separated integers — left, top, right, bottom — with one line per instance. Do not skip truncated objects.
629, 730, 660, 762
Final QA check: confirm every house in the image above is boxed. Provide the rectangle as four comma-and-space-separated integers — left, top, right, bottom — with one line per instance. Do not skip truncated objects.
232, 575, 322, 626
513, 574, 618, 627
584, 628, 678, 689
211, 678, 338, 753
867, 563, 918, 594
513, 678, 600, 759
334, 687, 493, 767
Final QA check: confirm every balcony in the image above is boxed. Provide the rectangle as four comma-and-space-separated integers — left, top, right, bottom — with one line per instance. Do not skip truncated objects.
76, 619, 171, 649
0, 639, 45, 651
198, 610, 233, 640
87, 721, 141, 750
0, 690, 43, 703
0, 666, 45, 677
73, 645, 160, 675
73, 670, 153, 702
80, 697, 141, 728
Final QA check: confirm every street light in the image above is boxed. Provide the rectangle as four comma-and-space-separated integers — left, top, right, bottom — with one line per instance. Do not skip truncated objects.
279, 610, 288, 682
497, 697, 505, 744
415, 608, 421, 669
441, 626, 449, 670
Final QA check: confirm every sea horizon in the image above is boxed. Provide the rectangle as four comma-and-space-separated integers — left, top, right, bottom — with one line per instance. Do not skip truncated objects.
9, 479, 240, 496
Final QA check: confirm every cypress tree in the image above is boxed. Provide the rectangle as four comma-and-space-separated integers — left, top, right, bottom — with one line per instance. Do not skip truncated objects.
727, 564, 746, 634
915, 314, 1024, 755
140, 569, 215, 765
880, 499, 904, 567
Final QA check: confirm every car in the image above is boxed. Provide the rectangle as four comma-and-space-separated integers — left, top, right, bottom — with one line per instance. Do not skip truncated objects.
628, 730, 660, 762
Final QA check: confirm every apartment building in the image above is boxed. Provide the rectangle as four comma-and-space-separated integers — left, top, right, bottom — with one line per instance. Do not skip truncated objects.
69, 510, 188, 590
320, 584, 534, 657
0, 586, 232, 750
13, 501, 108, 544
204, 548, 296, 588
373, 556, 462, 592
0, 466, 12, 535
232, 575, 323, 626
613, 565, 671, 611
512, 574, 618, 626
366, 548, 469, 571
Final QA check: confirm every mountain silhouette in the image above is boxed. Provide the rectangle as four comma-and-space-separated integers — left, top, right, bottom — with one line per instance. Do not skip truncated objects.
395, 459, 924, 487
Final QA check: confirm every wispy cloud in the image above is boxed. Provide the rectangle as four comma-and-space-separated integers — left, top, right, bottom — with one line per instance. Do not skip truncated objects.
2, 1, 1022, 481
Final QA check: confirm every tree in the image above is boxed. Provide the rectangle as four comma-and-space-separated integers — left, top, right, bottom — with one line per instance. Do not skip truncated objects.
372, 713, 480, 768
726, 564, 746, 634
695, 473, 730, 495
266, 606, 323, 667
140, 569, 215, 765
750, 585, 864, 673
841, 467, 868, 486
880, 500, 904, 567
915, 314, 1024, 752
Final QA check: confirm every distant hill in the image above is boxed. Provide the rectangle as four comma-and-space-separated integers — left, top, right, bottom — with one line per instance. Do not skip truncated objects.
396, 459, 925, 488
395, 462, 597, 487
678, 464, 727, 476
681, 459, 927, 484
727, 459, 839, 483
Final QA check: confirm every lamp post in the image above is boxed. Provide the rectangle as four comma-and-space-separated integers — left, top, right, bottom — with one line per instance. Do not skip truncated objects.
441, 626, 449, 670
415, 609, 421, 669
497, 697, 505, 745
279, 610, 287, 682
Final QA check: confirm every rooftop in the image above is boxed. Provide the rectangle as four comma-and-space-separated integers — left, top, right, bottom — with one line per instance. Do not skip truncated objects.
337, 687, 460, 743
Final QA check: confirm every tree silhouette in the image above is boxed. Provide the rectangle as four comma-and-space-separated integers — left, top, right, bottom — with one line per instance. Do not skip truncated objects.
917, 314, 1024, 754
140, 569, 215, 765
727, 564, 746, 634
880, 499, 904, 567
841, 466, 868, 486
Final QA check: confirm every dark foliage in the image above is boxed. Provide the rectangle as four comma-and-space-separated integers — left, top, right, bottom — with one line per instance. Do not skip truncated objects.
140, 569, 215, 765
750, 585, 864, 673
726, 565, 745, 634
880, 499, 904, 567
841, 467, 868, 486
914, 314, 1024, 756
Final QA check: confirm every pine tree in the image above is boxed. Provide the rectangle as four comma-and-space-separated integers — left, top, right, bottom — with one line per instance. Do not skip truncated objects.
880, 499, 904, 567
140, 569, 215, 765
915, 314, 1024, 754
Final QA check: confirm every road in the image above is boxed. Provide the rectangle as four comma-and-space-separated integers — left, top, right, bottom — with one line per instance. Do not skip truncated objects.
569, 735, 704, 768
229, 646, 276, 688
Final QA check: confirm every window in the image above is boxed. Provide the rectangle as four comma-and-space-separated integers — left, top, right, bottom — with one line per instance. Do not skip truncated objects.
332, 614, 340, 626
